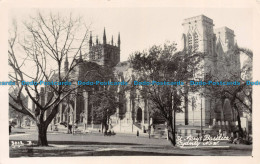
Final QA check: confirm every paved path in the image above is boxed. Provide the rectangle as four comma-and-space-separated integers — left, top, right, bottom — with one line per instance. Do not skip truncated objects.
9, 127, 252, 157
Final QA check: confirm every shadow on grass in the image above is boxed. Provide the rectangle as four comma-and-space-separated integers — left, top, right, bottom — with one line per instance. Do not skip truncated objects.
48, 140, 142, 146
10, 140, 142, 146
10, 149, 190, 157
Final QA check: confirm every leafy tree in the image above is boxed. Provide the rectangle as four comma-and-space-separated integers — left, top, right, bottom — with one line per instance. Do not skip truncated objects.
129, 42, 202, 146
87, 66, 124, 133
204, 47, 252, 137
89, 86, 119, 133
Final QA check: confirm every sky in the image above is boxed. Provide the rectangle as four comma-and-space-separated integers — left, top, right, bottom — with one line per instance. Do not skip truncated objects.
10, 7, 253, 62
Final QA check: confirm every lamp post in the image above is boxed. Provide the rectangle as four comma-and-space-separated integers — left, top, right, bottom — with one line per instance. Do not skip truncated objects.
200, 93, 203, 141
172, 90, 176, 146
192, 97, 194, 126
66, 97, 70, 134
195, 77, 203, 141
72, 95, 76, 135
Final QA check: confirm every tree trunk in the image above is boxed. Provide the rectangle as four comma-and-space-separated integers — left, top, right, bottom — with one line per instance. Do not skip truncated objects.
233, 103, 244, 137
37, 124, 48, 146
103, 113, 108, 133
173, 109, 176, 145
101, 123, 104, 133
72, 111, 75, 135
67, 111, 70, 134
170, 125, 176, 146
168, 119, 176, 146
148, 114, 151, 139
169, 91, 176, 146
236, 110, 244, 137
104, 120, 108, 133
17, 118, 21, 128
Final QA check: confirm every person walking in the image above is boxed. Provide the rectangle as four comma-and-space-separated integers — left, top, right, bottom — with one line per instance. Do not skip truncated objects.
9, 125, 12, 134
68, 124, 72, 134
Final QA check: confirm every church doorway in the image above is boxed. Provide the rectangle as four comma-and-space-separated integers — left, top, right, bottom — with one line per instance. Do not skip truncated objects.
223, 98, 233, 122
136, 107, 142, 123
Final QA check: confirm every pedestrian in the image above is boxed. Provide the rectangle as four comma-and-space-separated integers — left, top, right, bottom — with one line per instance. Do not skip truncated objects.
68, 124, 72, 133
9, 125, 12, 134
136, 130, 139, 137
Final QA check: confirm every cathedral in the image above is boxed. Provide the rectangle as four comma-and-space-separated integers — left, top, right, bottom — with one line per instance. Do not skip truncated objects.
38, 15, 249, 137
176, 15, 243, 136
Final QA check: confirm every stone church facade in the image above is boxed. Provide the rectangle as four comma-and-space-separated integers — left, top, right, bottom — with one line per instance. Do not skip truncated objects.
176, 15, 243, 136
38, 15, 249, 136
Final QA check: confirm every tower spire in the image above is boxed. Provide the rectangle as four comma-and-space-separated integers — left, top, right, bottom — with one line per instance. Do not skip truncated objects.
96, 35, 98, 44
234, 40, 238, 47
118, 32, 120, 48
103, 27, 107, 44
89, 31, 92, 47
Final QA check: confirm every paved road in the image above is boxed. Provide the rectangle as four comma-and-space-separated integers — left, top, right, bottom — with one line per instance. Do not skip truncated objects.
9, 127, 252, 157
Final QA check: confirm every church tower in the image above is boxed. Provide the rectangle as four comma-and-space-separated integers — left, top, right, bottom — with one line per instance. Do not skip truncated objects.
180, 15, 216, 127
179, 15, 241, 129
182, 15, 215, 55
214, 27, 235, 53
182, 15, 216, 82
89, 28, 120, 68
214, 27, 240, 80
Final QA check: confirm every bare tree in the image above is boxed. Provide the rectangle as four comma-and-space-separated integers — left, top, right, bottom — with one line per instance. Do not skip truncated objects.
9, 87, 28, 127
8, 11, 90, 146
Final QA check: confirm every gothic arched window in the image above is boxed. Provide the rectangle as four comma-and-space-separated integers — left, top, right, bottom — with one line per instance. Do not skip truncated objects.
188, 33, 192, 50
194, 33, 199, 51
208, 37, 212, 55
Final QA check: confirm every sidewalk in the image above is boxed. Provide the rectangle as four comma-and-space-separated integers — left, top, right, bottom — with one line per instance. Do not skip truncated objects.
9, 127, 252, 157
